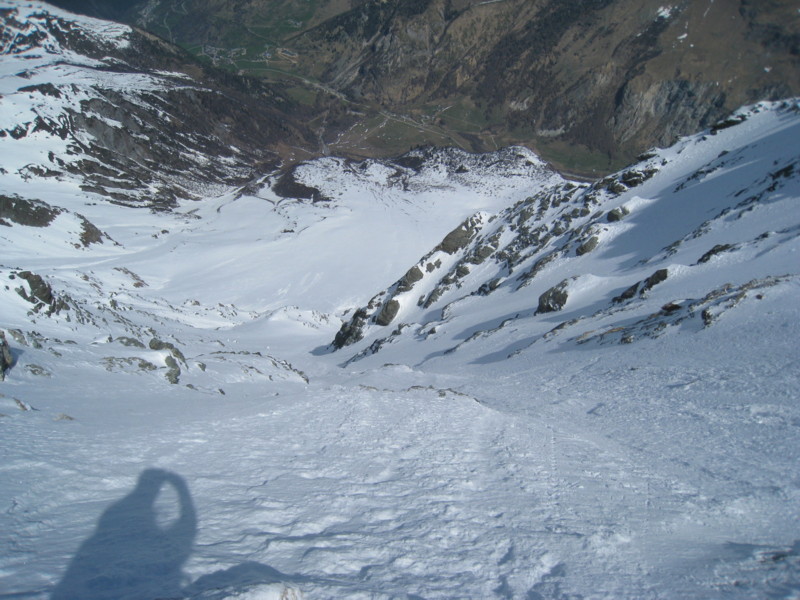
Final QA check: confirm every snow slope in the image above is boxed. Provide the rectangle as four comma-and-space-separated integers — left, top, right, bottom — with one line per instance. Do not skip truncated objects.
2, 4, 800, 599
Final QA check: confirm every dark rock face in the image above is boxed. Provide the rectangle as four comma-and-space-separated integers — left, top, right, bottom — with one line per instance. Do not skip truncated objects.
607, 207, 630, 222
0, 331, 14, 381
576, 236, 599, 256
613, 268, 669, 303
272, 166, 330, 202
0, 195, 60, 227
13, 271, 69, 315
290, 0, 799, 166
537, 279, 571, 314
697, 244, 734, 264
149, 338, 186, 364
641, 268, 669, 295
17, 272, 53, 306
437, 216, 482, 255
396, 266, 424, 293
375, 299, 401, 327
164, 355, 181, 384
333, 308, 369, 349
0, 195, 106, 246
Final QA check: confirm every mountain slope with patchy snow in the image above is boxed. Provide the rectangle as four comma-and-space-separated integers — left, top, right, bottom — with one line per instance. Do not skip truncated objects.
1, 1, 314, 209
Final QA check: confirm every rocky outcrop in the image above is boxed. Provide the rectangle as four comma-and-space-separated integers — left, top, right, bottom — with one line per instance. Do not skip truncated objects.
12, 271, 69, 315
0, 195, 106, 246
375, 300, 400, 327
0, 331, 14, 381
613, 268, 669, 303
332, 308, 369, 349
536, 279, 572, 314
436, 216, 483, 255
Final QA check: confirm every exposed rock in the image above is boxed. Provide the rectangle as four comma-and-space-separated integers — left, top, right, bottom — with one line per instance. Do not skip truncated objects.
14, 271, 69, 315
436, 216, 482, 254
0, 195, 60, 227
641, 268, 669, 295
102, 356, 158, 373
333, 308, 368, 348
115, 336, 146, 348
25, 364, 51, 377
149, 338, 186, 364
613, 268, 670, 303
164, 355, 180, 384
396, 266, 424, 293
697, 243, 734, 264
0, 195, 106, 246
576, 236, 599, 256
272, 166, 330, 202
0, 331, 14, 381
1, 5, 315, 210
376, 299, 401, 327
17, 271, 53, 305
475, 278, 501, 296
537, 279, 572, 314
607, 206, 630, 222
613, 282, 641, 303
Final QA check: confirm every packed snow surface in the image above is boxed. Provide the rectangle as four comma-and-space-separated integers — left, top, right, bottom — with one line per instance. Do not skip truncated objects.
1, 4, 800, 599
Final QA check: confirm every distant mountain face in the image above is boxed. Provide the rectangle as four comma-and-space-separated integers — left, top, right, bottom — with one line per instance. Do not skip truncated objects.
46, 0, 800, 174
1, 1, 316, 209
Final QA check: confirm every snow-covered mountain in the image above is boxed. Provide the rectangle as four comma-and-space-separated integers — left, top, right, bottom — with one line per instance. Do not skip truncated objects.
1, 3, 799, 600
330, 101, 800, 369
0, 1, 314, 209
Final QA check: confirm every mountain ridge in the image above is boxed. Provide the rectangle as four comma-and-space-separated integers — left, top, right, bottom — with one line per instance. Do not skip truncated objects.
45, 0, 800, 174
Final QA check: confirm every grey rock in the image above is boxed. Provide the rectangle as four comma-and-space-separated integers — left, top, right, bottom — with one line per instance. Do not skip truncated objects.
537, 279, 571, 314
164, 355, 181, 384
116, 336, 146, 348
641, 268, 669, 294
697, 243, 733, 264
607, 206, 630, 222
376, 299, 400, 326
149, 338, 186, 364
396, 266, 424, 293
333, 308, 369, 348
437, 216, 481, 254
576, 236, 599, 256
0, 195, 60, 227
0, 331, 14, 381
613, 282, 640, 303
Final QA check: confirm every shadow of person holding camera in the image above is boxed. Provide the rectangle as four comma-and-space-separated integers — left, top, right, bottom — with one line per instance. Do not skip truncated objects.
51, 468, 196, 600
51, 468, 305, 599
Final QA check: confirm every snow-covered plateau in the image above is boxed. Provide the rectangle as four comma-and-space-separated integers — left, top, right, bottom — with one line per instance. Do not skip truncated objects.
1, 2, 799, 599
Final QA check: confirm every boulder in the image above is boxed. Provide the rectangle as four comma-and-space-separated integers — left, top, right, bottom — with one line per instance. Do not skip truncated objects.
376, 299, 400, 326
0, 331, 14, 381
396, 266, 423, 293
641, 268, 669, 294
537, 279, 571, 314
164, 355, 181, 384
576, 236, 599, 256
606, 206, 630, 222
332, 308, 368, 348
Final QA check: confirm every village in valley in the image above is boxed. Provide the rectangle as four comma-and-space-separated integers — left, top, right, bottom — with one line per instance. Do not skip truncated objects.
200, 43, 299, 70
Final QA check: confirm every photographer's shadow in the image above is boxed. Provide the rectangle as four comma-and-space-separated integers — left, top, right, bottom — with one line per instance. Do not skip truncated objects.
52, 469, 295, 600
